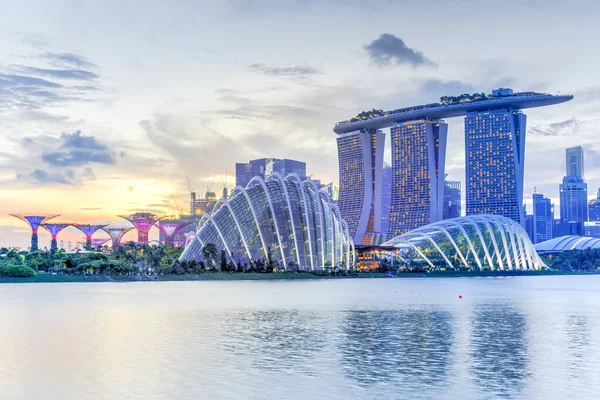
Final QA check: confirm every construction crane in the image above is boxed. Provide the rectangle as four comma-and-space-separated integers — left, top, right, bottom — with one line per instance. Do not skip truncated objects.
171, 193, 183, 216
186, 176, 194, 194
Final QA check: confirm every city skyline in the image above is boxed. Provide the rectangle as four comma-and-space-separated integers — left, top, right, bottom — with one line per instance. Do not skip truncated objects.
2, 0, 600, 248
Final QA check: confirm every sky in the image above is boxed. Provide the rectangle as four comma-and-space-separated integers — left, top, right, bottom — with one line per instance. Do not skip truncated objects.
1, 0, 599, 249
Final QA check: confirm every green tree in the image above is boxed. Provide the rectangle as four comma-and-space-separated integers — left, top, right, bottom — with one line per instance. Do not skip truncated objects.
201, 243, 219, 269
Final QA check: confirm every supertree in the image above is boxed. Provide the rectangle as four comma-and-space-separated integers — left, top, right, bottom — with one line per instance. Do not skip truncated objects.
41, 223, 71, 252
118, 212, 163, 244
157, 221, 192, 245
101, 226, 134, 248
72, 224, 108, 250
10, 214, 59, 251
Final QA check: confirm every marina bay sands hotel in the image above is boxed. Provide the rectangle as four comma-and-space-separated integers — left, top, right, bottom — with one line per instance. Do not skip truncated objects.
334, 88, 573, 245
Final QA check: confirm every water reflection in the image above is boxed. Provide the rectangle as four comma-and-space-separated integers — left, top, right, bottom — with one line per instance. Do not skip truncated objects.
469, 304, 529, 397
220, 310, 327, 376
339, 309, 453, 389
566, 315, 589, 378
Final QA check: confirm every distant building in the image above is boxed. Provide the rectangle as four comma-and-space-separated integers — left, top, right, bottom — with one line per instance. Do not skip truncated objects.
381, 163, 392, 237
532, 192, 554, 244
190, 191, 218, 216
556, 221, 584, 237
388, 120, 447, 239
235, 158, 306, 187
524, 214, 534, 242
584, 222, 600, 238
559, 146, 587, 235
588, 189, 600, 221
443, 180, 461, 220
465, 109, 526, 225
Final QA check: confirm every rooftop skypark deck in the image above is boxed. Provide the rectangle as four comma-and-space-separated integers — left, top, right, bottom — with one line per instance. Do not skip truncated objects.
333, 89, 573, 134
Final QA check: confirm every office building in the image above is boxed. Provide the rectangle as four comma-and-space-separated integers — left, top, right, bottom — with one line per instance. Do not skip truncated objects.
337, 129, 384, 245
443, 180, 461, 220
235, 158, 306, 188
532, 192, 554, 243
559, 146, 588, 235
381, 163, 392, 237
465, 108, 526, 225
388, 120, 447, 239
588, 189, 600, 221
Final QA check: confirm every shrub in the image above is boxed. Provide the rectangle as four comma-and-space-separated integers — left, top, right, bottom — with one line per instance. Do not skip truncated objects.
0, 263, 37, 277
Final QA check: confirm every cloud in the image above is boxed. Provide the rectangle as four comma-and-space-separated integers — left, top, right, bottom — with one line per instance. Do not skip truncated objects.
20, 66, 99, 81
19, 168, 76, 185
80, 207, 103, 211
249, 63, 320, 76
363, 34, 433, 67
60, 130, 108, 150
0, 73, 62, 88
42, 149, 115, 167
42, 52, 96, 69
530, 118, 579, 137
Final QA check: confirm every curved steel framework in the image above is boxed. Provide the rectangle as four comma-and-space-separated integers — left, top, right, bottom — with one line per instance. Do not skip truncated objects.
157, 222, 192, 245
535, 235, 600, 253
102, 226, 134, 247
383, 215, 544, 271
10, 214, 59, 251
72, 224, 108, 248
41, 223, 71, 251
118, 213, 163, 244
180, 174, 353, 270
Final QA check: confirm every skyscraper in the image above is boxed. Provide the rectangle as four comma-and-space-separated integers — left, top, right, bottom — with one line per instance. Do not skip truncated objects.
388, 120, 447, 238
235, 158, 307, 188
380, 163, 392, 238
337, 129, 384, 245
559, 146, 588, 236
566, 146, 584, 178
465, 108, 526, 225
443, 180, 461, 220
532, 192, 554, 243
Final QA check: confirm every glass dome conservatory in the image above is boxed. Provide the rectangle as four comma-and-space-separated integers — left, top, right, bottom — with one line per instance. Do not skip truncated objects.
382, 215, 545, 271
180, 173, 354, 270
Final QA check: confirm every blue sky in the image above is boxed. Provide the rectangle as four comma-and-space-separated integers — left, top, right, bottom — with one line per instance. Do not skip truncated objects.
1, 0, 599, 248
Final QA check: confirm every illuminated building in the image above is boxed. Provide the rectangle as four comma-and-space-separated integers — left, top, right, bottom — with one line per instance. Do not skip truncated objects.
336, 128, 384, 245
101, 226, 134, 247
190, 191, 218, 216
465, 108, 526, 224
384, 215, 544, 270
158, 220, 193, 245
388, 120, 447, 238
118, 213, 162, 244
72, 224, 108, 249
381, 163, 392, 237
41, 223, 71, 252
10, 214, 58, 251
180, 173, 354, 270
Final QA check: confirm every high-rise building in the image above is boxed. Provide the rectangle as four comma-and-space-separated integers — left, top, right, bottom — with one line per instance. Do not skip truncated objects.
465, 108, 526, 225
589, 189, 600, 221
443, 180, 461, 220
566, 146, 584, 178
235, 158, 306, 188
524, 214, 534, 242
388, 120, 447, 238
532, 192, 554, 243
559, 146, 588, 236
380, 163, 392, 237
337, 129, 384, 245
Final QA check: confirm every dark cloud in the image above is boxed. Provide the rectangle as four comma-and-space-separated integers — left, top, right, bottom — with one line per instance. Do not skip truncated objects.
364, 34, 433, 67
20, 66, 99, 81
60, 130, 108, 150
42, 149, 115, 167
19, 169, 76, 185
249, 63, 320, 76
42, 52, 96, 69
530, 118, 579, 137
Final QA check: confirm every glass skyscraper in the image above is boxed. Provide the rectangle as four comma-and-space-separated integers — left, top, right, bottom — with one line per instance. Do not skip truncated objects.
532, 192, 554, 244
380, 163, 392, 238
559, 147, 588, 234
388, 120, 447, 239
337, 129, 384, 245
465, 108, 526, 225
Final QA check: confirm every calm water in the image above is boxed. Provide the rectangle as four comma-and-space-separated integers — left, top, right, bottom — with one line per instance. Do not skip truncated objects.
1, 276, 600, 399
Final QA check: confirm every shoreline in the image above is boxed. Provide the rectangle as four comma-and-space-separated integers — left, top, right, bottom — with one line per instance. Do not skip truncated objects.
1, 270, 599, 283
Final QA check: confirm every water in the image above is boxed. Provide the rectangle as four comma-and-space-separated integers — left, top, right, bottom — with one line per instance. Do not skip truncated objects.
1, 276, 599, 399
